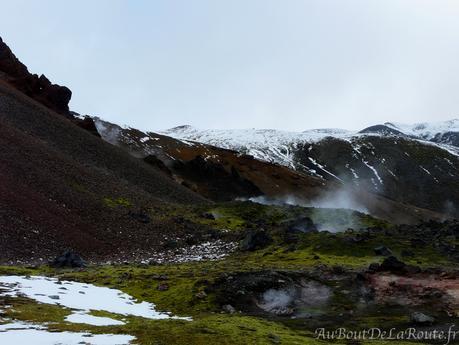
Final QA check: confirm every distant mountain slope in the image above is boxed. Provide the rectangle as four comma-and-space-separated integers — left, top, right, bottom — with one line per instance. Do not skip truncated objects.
163, 123, 459, 217
161, 125, 354, 169
385, 119, 459, 142
93, 118, 327, 202
93, 117, 446, 224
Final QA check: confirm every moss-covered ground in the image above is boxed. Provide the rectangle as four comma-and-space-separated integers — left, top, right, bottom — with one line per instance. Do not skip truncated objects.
0, 202, 456, 344
0, 261, 419, 345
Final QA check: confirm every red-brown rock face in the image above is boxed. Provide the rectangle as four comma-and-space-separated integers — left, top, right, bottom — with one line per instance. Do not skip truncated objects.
0, 36, 72, 115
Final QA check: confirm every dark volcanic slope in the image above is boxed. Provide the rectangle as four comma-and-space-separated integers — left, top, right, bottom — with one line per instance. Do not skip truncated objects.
0, 81, 208, 264
0, 82, 204, 204
296, 136, 459, 216
93, 118, 327, 202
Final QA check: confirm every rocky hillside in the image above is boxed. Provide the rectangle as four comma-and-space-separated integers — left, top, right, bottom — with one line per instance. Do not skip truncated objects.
0, 37, 214, 264
163, 123, 459, 217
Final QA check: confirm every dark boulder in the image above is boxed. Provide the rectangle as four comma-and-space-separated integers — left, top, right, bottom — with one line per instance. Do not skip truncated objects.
157, 283, 169, 291
377, 256, 406, 274
239, 229, 273, 251
128, 211, 151, 224
367, 263, 380, 273
201, 212, 216, 220
280, 217, 318, 243
374, 246, 392, 256
222, 304, 236, 314
376, 256, 420, 274
50, 251, 86, 268
410, 312, 435, 325
286, 217, 318, 234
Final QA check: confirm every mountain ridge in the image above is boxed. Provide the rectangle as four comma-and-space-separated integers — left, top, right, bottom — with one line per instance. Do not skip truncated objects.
160, 120, 459, 217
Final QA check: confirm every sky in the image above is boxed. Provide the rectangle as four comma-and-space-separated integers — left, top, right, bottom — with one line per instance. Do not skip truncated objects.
1, 0, 459, 132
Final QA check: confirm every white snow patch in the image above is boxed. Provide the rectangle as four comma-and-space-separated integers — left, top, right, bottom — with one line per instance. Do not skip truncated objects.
362, 160, 383, 185
386, 169, 397, 178
308, 157, 343, 182
65, 312, 125, 326
0, 321, 134, 345
0, 276, 188, 323
420, 165, 439, 183
345, 164, 359, 179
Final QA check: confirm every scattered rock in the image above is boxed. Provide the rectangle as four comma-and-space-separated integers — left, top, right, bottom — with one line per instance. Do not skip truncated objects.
128, 211, 151, 224
367, 263, 380, 273
195, 291, 207, 299
163, 240, 179, 249
201, 212, 216, 220
285, 217, 318, 234
152, 274, 169, 280
157, 283, 169, 291
48, 295, 60, 300
410, 312, 435, 325
268, 333, 281, 344
377, 256, 406, 274
222, 304, 236, 314
374, 246, 392, 256
50, 251, 86, 268
270, 306, 294, 316
331, 265, 345, 274
239, 229, 273, 251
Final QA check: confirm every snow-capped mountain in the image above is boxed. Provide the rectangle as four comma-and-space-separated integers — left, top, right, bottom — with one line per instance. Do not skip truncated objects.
161, 125, 358, 170
162, 120, 459, 168
385, 119, 459, 140
162, 121, 459, 216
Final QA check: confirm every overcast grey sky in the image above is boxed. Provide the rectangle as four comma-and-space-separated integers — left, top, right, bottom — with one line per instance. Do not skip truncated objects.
1, 0, 459, 131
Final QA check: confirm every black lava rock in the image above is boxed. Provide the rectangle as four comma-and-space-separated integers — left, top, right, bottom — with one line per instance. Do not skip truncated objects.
286, 217, 318, 234
51, 251, 86, 268
128, 211, 151, 224
239, 229, 273, 251
374, 246, 392, 256
377, 256, 407, 274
